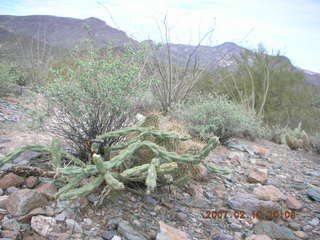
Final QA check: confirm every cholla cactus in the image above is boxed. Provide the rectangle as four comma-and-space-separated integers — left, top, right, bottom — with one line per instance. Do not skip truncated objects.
56, 127, 220, 200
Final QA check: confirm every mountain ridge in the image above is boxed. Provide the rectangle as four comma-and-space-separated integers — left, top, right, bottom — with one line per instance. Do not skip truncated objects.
0, 14, 319, 85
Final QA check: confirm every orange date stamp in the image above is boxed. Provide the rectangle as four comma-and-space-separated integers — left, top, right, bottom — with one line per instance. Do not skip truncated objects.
202, 209, 297, 220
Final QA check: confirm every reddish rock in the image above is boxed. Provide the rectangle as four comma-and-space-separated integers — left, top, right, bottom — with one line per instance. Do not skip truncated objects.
188, 183, 204, 200
214, 184, 226, 198
36, 182, 57, 198
6, 189, 48, 216
0, 173, 24, 189
156, 221, 190, 240
253, 185, 286, 202
192, 163, 208, 182
253, 146, 270, 154
247, 168, 268, 184
286, 195, 303, 210
25, 176, 39, 188
246, 235, 272, 240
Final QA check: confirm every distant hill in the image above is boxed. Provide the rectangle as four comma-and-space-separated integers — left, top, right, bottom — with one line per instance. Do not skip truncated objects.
0, 15, 136, 49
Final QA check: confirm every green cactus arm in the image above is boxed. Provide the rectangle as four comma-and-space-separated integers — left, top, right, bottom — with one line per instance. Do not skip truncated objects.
59, 175, 104, 200
51, 138, 62, 169
104, 171, 125, 190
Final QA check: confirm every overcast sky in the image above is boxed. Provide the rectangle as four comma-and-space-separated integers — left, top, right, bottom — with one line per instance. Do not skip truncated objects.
1, 0, 319, 72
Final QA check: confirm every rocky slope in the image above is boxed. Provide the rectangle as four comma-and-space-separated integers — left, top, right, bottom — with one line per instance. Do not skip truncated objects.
0, 97, 319, 240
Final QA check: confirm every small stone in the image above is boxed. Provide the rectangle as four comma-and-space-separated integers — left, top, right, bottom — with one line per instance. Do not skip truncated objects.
176, 212, 188, 221
228, 151, 245, 163
66, 219, 83, 233
111, 236, 122, 240
293, 231, 308, 239
308, 218, 319, 226
228, 193, 280, 217
156, 221, 190, 240
118, 220, 148, 240
286, 195, 303, 210
6, 186, 19, 194
6, 189, 48, 216
188, 183, 205, 200
25, 176, 39, 188
253, 185, 286, 202
0, 173, 24, 189
102, 230, 117, 240
246, 235, 272, 240
144, 196, 157, 205
55, 212, 67, 222
307, 187, 320, 202
0, 195, 8, 209
302, 225, 313, 232
35, 182, 57, 198
0, 138, 11, 144
247, 168, 268, 184
0, 188, 3, 196
1, 230, 19, 239
0, 163, 14, 171
288, 222, 301, 231
31, 215, 57, 237
254, 221, 297, 240
2, 217, 20, 232
212, 233, 235, 240
230, 222, 242, 231
193, 163, 208, 181
83, 218, 93, 225
13, 151, 41, 164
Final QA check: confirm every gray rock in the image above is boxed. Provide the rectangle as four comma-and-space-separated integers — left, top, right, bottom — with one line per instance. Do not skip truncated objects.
13, 150, 41, 164
66, 218, 83, 233
288, 222, 301, 231
304, 170, 320, 177
55, 212, 67, 222
31, 215, 57, 237
6, 186, 19, 194
0, 138, 10, 144
0, 188, 3, 196
228, 193, 280, 218
307, 188, 320, 202
118, 220, 148, 240
0, 195, 8, 209
0, 163, 14, 171
144, 196, 157, 205
111, 236, 122, 240
212, 233, 235, 240
0, 230, 19, 239
102, 230, 117, 240
2, 217, 20, 231
309, 218, 319, 226
254, 221, 298, 240
6, 189, 48, 216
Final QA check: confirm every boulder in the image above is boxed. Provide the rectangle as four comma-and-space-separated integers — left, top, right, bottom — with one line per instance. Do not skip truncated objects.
6, 189, 48, 216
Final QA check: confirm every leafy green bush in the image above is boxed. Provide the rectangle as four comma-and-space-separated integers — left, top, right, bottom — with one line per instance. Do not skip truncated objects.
172, 96, 268, 143
197, 45, 319, 132
43, 43, 150, 159
0, 63, 19, 97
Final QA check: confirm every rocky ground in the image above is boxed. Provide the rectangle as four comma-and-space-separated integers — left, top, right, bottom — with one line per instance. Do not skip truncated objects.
0, 97, 319, 240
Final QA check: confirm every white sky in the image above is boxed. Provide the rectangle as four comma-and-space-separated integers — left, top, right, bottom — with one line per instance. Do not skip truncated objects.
1, 0, 320, 72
